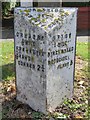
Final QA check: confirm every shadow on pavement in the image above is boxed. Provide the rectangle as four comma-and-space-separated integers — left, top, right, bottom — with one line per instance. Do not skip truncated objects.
2, 28, 14, 39
77, 29, 90, 36
2, 17, 14, 39
2, 17, 14, 29
2, 17, 90, 39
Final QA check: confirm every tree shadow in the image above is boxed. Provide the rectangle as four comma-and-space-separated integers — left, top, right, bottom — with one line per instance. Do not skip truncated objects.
0, 62, 15, 81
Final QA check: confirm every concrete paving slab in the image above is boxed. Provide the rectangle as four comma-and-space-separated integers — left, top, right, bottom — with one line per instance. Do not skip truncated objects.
2, 28, 14, 39
0, 39, 14, 41
1, 28, 89, 42
77, 36, 89, 42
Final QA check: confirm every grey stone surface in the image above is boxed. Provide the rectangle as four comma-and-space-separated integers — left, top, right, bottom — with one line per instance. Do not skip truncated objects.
14, 7, 77, 114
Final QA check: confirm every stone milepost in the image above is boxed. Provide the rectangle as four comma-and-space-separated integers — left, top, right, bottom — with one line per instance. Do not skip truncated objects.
14, 7, 77, 114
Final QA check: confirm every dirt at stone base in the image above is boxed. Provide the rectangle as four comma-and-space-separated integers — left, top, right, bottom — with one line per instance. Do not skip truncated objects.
1, 56, 88, 119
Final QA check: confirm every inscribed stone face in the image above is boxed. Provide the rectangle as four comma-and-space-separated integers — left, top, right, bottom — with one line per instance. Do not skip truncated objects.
14, 7, 77, 113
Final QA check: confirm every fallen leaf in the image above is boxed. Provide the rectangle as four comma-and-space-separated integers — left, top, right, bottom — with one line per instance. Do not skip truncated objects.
7, 86, 11, 92
28, 112, 32, 115
75, 114, 83, 118
78, 81, 84, 85
11, 84, 16, 92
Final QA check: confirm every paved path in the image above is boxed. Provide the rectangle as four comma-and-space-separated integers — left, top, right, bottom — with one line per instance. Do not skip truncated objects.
2, 28, 14, 39
1, 15, 89, 42
1, 28, 89, 42
77, 36, 89, 42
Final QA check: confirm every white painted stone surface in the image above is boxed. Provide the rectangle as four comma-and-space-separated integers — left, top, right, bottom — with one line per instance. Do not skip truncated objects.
14, 7, 77, 114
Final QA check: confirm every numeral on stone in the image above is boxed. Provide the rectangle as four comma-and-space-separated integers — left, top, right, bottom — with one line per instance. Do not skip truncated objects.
37, 65, 40, 71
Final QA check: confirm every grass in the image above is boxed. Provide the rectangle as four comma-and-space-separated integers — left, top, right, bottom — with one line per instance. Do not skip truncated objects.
0, 41, 88, 81
0, 40, 89, 119
0, 41, 15, 81
76, 42, 89, 61
76, 42, 89, 79
1, 41, 14, 65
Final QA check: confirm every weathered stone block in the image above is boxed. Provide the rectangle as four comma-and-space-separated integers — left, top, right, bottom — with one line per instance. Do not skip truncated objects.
14, 7, 77, 114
